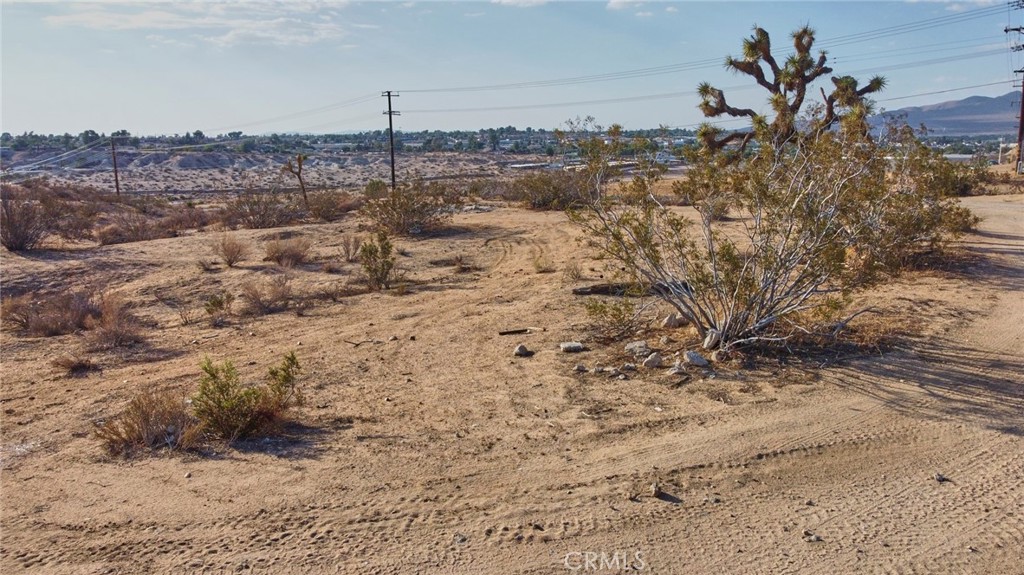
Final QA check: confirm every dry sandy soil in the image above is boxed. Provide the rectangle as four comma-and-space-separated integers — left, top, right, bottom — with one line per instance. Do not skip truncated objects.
0, 194, 1021, 574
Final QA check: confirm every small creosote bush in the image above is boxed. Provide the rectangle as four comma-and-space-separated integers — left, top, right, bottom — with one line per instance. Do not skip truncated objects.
191, 352, 302, 441
359, 231, 397, 291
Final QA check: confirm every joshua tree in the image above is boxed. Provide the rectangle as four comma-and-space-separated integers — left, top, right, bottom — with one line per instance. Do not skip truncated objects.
696, 25, 885, 158
281, 154, 310, 210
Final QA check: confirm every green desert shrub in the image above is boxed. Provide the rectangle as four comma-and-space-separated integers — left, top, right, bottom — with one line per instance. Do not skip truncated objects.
360, 179, 460, 235
191, 352, 302, 441
509, 170, 587, 210
359, 231, 397, 290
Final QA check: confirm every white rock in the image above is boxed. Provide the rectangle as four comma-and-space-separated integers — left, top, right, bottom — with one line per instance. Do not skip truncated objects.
642, 352, 663, 369
702, 329, 721, 350
624, 340, 652, 358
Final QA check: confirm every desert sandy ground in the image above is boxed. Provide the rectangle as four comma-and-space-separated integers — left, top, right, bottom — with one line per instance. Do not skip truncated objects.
25, 151, 553, 194
0, 194, 1021, 574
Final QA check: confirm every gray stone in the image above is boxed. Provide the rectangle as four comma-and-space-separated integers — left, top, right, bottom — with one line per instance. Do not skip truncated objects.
684, 350, 710, 367
624, 340, 652, 358
621, 363, 637, 372
560, 342, 585, 353
573, 364, 588, 373
661, 313, 688, 329
642, 352, 663, 369
665, 365, 687, 376
513, 344, 533, 357
802, 530, 824, 543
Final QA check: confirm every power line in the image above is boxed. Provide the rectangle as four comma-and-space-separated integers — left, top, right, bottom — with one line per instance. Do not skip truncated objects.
9, 138, 110, 172
876, 81, 1015, 103
206, 93, 379, 133
397, 3, 1012, 96
820, 3, 1009, 48
402, 48, 1007, 117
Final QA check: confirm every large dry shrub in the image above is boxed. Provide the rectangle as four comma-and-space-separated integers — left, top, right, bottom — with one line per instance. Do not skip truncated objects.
360, 179, 461, 235
94, 212, 169, 245
509, 170, 587, 210
570, 29, 978, 353
1, 290, 99, 336
306, 190, 363, 222
1, 192, 50, 251
95, 389, 202, 456
220, 189, 297, 229
159, 204, 211, 234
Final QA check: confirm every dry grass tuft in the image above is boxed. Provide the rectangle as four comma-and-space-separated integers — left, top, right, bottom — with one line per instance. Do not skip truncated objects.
85, 293, 146, 350
532, 254, 556, 274
94, 389, 202, 456
563, 260, 583, 282
239, 275, 292, 315
211, 233, 250, 267
1, 291, 99, 337
264, 236, 312, 267
52, 354, 100, 377
340, 234, 363, 263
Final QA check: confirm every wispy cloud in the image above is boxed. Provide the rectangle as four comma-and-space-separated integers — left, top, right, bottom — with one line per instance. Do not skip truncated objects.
145, 33, 195, 48
491, 0, 548, 6
606, 0, 640, 10
665, 5, 678, 13
636, 11, 653, 17
43, 3, 353, 47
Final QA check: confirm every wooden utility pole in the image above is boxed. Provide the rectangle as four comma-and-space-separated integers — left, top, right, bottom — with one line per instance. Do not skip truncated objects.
1007, 25, 1024, 173
382, 91, 400, 191
1017, 74, 1024, 173
110, 137, 121, 196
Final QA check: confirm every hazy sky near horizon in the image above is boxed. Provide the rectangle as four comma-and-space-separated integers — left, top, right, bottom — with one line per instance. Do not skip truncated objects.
1, 0, 1021, 136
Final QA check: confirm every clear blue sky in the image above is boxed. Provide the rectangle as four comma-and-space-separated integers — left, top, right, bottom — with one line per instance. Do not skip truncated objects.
2, 0, 1020, 136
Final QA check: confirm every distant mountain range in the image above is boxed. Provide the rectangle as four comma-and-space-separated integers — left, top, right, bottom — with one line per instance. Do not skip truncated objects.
872, 91, 1018, 136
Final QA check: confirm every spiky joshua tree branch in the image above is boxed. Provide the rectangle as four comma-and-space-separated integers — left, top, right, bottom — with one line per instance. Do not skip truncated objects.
698, 25, 885, 157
